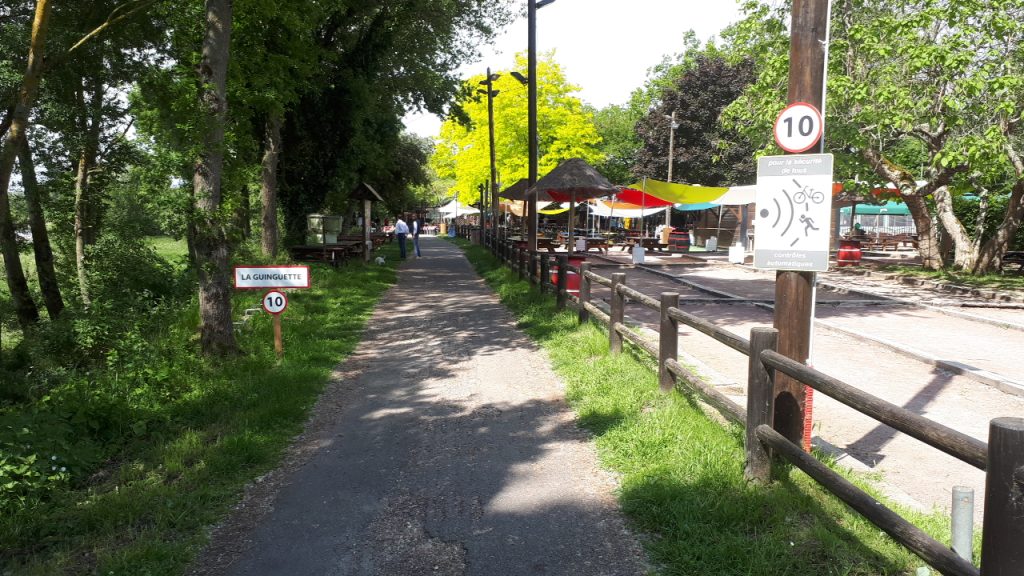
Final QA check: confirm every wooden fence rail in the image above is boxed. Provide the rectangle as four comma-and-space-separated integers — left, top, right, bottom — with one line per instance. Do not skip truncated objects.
480, 233, 1022, 575
479, 235, 1024, 569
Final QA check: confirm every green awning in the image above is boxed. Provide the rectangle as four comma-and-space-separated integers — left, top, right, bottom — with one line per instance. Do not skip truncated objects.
840, 201, 910, 215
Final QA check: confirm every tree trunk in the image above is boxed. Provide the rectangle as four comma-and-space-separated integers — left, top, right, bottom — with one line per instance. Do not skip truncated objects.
976, 178, 1024, 273
237, 185, 252, 240
863, 146, 944, 269
18, 136, 63, 319
260, 110, 282, 257
73, 148, 92, 304
0, 0, 50, 330
190, 0, 237, 356
932, 184, 977, 270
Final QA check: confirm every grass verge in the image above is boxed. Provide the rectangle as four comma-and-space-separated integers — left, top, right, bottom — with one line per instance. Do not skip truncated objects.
1, 245, 398, 575
877, 264, 1024, 292
455, 238, 966, 576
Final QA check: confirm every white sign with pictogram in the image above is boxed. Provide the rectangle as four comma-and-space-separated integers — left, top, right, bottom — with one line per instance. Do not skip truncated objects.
773, 102, 823, 154
262, 290, 288, 315
754, 154, 834, 272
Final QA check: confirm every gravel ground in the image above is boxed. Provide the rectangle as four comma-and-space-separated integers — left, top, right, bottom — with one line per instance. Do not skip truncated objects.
585, 253, 1024, 524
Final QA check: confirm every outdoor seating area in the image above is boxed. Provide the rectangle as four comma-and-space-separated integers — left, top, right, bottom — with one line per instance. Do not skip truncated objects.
289, 240, 366, 266
847, 232, 919, 251
1003, 251, 1024, 274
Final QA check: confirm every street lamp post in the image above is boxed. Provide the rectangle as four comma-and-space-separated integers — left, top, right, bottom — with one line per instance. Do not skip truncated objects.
664, 110, 677, 227
478, 68, 500, 246
527, 0, 556, 252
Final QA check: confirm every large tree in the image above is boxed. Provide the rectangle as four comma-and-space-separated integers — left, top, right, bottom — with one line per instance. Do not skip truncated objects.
726, 0, 1024, 272
0, 0, 49, 331
430, 52, 604, 204
634, 53, 757, 187
273, 0, 513, 243
189, 0, 237, 356
592, 103, 641, 186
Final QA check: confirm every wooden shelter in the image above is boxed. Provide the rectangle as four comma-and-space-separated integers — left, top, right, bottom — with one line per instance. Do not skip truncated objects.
351, 182, 385, 262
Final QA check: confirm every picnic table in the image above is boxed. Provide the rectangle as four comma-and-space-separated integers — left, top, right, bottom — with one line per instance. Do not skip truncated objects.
289, 240, 364, 266
616, 237, 668, 252
579, 237, 609, 254
509, 236, 560, 252
1003, 251, 1024, 274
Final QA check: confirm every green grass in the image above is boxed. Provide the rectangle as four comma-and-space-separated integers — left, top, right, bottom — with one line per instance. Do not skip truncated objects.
878, 264, 1024, 292
0, 244, 400, 575
146, 236, 189, 264
455, 239, 968, 576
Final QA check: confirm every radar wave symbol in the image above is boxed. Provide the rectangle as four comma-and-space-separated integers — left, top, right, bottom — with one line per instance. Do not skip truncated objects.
758, 188, 796, 238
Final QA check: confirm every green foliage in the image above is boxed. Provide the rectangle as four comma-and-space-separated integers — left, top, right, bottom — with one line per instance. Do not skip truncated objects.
723, 0, 1024, 270
635, 54, 758, 186
591, 103, 642, 185
430, 52, 605, 203
0, 247, 398, 573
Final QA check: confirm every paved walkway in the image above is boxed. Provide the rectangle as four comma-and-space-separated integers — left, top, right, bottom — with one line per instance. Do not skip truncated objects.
193, 236, 647, 576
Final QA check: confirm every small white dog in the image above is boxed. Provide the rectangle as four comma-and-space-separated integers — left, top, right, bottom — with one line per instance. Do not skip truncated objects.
375, 256, 386, 265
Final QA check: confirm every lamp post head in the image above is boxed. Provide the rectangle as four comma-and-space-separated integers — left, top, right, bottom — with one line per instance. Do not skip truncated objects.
536, 0, 556, 8
510, 71, 529, 85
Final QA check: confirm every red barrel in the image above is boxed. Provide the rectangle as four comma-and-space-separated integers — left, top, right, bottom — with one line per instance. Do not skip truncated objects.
550, 268, 581, 294
837, 239, 862, 267
668, 230, 691, 252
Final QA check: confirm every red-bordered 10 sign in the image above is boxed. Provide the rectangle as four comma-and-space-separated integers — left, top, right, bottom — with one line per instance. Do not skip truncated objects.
262, 290, 288, 315
773, 102, 823, 154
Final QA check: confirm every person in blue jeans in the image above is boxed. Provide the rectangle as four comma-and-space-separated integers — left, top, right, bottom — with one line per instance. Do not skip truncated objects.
411, 212, 424, 257
394, 214, 410, 259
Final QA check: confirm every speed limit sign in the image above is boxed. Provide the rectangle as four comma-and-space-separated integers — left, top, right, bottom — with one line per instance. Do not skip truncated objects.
773, 102, 823, 154
262, 290, 288, 315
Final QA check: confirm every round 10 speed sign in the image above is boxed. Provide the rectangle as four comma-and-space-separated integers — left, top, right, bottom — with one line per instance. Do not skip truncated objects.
262, 290, 288, 315
773, 102, 823, 154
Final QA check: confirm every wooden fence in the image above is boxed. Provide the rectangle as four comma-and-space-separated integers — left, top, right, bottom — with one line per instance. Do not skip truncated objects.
467, 228, 1024, 576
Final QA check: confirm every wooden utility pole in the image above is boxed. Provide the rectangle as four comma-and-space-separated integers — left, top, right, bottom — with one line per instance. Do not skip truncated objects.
773, 0, 829, 446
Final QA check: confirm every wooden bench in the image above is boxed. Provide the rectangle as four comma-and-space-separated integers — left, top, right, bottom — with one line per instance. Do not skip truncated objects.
289, 241, 364, 266
1003, 251, 1024, 274
616, 237, 667, 252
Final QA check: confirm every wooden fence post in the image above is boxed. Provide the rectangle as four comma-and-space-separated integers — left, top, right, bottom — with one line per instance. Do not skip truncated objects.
515, 246, 523, 280
745, 327, 779, 484
556, 254, 568, 309
981, 417, 1024, 575
610, 272, 626, 354
578, 262, 591, 324
658, 292, 679, 392
539, 253, 550, 292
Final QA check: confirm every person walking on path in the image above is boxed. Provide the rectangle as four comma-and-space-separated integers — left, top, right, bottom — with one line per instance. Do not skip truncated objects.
411, 212, 424, 257
394, 214, 410, 259
191, 239, 648, 576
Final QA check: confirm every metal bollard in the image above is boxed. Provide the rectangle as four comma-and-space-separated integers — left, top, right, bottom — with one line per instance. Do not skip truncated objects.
951, 486, 973, 562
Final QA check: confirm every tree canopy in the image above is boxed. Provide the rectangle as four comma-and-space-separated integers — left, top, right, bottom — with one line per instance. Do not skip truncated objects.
430, 52, 604, 204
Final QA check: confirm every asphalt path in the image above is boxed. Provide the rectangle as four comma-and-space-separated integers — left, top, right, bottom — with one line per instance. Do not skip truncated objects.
194, 236, 647, 576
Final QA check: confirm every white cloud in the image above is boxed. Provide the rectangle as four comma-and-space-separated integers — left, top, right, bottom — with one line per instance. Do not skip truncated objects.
403, 0, 744, 138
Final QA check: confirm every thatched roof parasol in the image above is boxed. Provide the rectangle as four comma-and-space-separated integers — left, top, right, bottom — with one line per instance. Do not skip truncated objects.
498, 178, 531, 201
528, 158, 616, 255
528, 158, 617, 201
